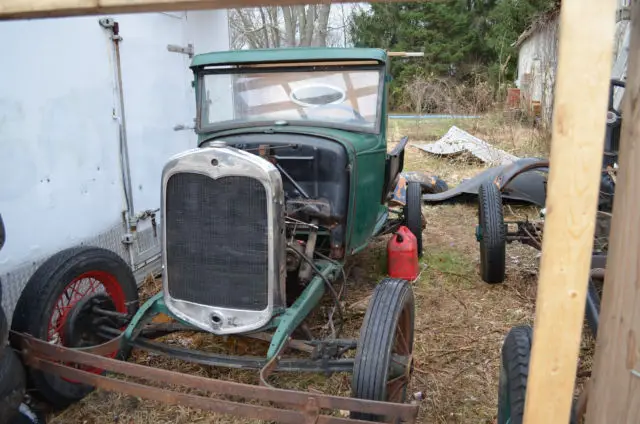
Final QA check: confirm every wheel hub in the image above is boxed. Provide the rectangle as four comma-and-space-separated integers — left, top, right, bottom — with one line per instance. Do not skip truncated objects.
63, 293, 119, 348
389, 353, 413, 380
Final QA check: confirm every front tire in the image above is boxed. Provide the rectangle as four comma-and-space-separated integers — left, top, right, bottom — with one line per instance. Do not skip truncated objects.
351, 278, 415, 422
11, 246, 139, 409
405, 181, 424, 257
478, 181, 506, 283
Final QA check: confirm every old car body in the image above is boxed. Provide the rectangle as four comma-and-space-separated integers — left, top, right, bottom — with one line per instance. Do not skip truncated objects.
159, 48, 398, 337
10, 47, 421, 423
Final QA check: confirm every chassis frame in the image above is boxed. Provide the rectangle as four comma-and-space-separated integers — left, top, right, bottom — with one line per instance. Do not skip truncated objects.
11, 255, 419, 423
14, 333, 419, 424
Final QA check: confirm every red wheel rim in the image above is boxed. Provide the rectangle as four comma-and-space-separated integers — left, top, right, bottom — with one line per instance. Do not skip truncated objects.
47, 270, 127, 380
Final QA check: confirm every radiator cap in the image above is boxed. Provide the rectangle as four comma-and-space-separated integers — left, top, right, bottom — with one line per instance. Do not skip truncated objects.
210, 140, 227, 148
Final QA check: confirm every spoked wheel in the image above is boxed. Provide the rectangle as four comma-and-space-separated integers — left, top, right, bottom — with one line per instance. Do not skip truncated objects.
11, 246, 139, 409
404, 181, 424, 257
477, 180, 506, 283
351, 278, 415, 422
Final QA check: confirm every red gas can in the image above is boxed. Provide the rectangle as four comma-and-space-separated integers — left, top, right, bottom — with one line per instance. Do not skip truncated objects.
387, 225, 419, 281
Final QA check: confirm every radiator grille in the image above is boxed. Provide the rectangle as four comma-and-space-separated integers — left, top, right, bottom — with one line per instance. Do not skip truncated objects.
165, 173, 269, 311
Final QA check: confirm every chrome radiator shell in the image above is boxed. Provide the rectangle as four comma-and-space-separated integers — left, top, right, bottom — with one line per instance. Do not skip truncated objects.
161, 145, 285, 335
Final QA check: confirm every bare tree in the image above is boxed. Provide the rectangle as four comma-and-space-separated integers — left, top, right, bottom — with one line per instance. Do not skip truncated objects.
229, 4, 336, 50
282, 6, 297, 47
314, 5, 331, 46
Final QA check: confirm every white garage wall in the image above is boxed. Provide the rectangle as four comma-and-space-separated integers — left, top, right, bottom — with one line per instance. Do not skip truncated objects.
0, 10, 230, 312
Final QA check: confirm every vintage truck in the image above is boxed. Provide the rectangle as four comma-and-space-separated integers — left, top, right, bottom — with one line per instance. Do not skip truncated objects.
9, 48, 429, 423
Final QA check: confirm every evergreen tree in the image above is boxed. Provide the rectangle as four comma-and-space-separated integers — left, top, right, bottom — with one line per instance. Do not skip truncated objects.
350, 0, 557, 109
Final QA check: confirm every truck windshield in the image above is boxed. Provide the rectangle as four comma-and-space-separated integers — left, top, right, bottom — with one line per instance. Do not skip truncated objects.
198, 66, 383, 133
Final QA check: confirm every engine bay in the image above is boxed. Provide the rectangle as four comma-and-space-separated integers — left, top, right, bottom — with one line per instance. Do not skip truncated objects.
204, 133, 350, 257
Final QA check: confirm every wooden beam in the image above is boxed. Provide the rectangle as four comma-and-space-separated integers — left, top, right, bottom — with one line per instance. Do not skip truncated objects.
0, 0, 407, 20
522, 0, 617, 423
586, 2, 640, 422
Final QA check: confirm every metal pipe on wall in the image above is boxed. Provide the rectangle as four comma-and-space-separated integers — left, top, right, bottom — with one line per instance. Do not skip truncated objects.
100, 18, 137, 232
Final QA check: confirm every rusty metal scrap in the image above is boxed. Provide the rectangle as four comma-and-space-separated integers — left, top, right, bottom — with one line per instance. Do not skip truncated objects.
15, 333, 419, 423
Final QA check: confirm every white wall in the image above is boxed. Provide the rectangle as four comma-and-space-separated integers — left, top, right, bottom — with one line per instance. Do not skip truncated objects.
0, 16, 125, 271
115, 11, 230, 215
0, 11, 229, 277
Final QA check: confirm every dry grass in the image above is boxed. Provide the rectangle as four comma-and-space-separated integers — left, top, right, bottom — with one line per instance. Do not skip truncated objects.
46, 114, 595, 424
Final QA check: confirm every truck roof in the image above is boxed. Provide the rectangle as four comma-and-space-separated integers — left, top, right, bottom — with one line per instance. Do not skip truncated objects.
190, 47, 388, 68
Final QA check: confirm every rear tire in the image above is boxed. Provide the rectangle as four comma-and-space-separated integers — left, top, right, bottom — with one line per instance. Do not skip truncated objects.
351, 278, 414, 422
405, 181, 424, 257
497, 326, 532, 424
478, 181, 506, 283
11, 246, 139, 409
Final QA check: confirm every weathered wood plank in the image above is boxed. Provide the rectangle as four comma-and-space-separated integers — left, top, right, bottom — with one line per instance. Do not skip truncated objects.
586, 2, 640, 422
0, 0, 413, 20
522, 0, 617, 423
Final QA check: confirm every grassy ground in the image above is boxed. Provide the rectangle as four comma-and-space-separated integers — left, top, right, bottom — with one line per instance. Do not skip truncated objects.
49, 113, 570, 424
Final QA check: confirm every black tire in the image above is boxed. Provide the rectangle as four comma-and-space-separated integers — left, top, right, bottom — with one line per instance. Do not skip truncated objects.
0, 347, 26, 423
351, 278, 415, 422
478, 180, 506, 283
11, 246, 139, 409
497, 325, 532, 424
404, 181, 424, 257
1, 276, 5, 344
0, 305, 8, 350
585, 278, 601, 337
498, 326, 579, 424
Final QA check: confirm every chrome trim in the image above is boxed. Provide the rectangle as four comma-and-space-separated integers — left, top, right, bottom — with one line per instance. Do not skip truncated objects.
161, 146, 285, 335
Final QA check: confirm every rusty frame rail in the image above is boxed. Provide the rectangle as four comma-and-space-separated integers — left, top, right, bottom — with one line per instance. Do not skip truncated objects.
15, 333, 419, 423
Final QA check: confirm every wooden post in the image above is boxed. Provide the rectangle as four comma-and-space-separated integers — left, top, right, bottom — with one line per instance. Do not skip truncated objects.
522, 0, 617, 423
0, 0, 414, 20
586, 2, 640, 422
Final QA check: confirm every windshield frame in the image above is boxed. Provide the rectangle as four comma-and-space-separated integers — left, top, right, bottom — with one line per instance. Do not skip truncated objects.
194, 63, 386, 135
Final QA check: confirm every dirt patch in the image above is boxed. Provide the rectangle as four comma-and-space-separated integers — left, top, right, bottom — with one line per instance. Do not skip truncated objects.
48, 115, 567, 424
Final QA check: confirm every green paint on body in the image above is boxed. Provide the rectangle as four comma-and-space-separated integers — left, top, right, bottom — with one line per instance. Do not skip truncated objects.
192, 47, 394, 257
123, 292, 193, 345
190, 47, 387, 68
266, 261, 338, 359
